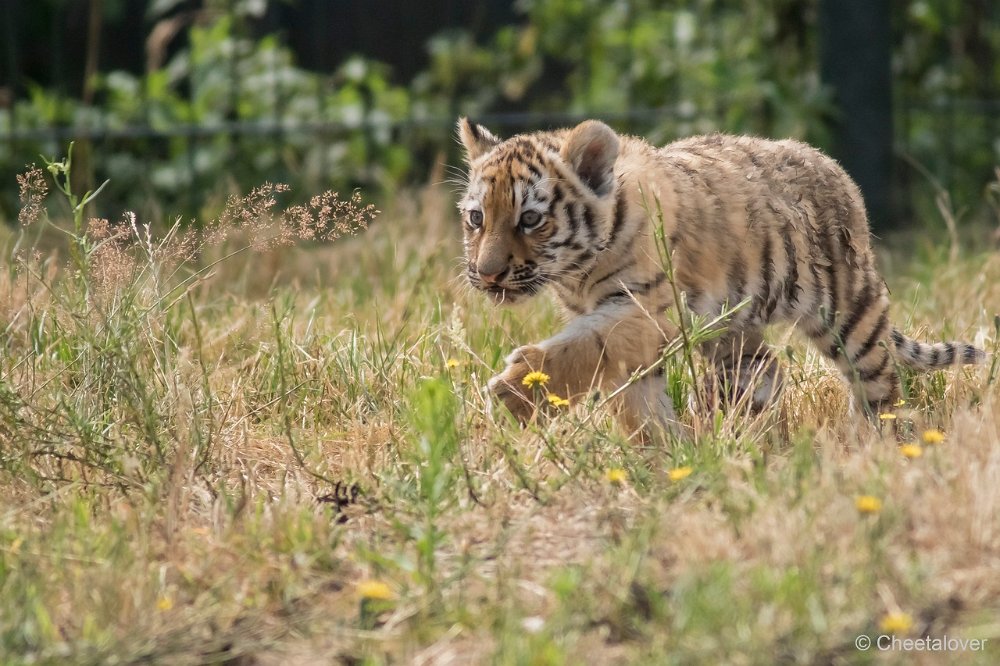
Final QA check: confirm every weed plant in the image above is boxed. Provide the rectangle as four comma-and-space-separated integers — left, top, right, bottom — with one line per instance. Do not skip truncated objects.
0, 154, 997, 663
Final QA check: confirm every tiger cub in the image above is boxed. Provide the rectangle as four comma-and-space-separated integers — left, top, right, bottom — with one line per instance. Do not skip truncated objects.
456, 118, 985, 434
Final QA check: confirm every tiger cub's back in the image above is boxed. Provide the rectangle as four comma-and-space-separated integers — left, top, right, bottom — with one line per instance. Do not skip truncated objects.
654, 134, 878, 332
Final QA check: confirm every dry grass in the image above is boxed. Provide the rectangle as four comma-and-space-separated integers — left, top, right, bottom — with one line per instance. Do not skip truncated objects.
0, 169, 998, 665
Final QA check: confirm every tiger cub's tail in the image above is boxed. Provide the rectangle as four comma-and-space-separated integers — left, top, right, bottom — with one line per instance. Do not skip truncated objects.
891, 328, 986, 370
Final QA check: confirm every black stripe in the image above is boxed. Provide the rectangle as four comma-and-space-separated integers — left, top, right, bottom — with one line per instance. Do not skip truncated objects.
582, 204, 596, 238
781, 223, 800, 310
740, 351, 773, 365
549, 238, 584, 251
817, 228, 838, 327
727, 256, 747, 309
655, 298, 674, 312
836, 281, 876, 352
624, 273, 667, 295
611, 214, 642, 260
755, 232, 774, 321
891, 328, 905, 347
608, 189, 628, 247
851, 309, 889, 363
595, 289, 632, 309
573, 249, 595, 269
859, 352, 890, 381
593, 332, 606, 352
806, 264, 826, 331
684, 288, 702, 310
929, 346, 941, 366
563, 203, 578, 233
550, 184, 564, 208
943, 342, 956, 365
590, 260, 636, 289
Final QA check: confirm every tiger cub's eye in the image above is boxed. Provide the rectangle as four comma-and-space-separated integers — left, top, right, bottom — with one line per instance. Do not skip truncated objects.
519, 210, 543, 231
468, 210, 484, 228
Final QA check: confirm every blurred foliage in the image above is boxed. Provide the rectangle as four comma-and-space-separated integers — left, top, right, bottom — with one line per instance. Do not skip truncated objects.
893, 0, 1000, 217
0, 0, 997, 222
2, 10, 414, 219
426, 0, 830, 143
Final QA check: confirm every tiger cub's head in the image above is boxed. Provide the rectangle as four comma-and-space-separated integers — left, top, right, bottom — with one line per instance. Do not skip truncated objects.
456, 118, 620, 304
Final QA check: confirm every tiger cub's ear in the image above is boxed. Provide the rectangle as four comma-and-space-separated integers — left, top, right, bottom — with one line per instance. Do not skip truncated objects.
458, 117, 501, 161
561, 120, 619, 197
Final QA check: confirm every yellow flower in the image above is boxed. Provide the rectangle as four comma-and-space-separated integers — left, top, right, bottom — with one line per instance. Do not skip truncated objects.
879, 612, 914, 634
546, 393, 570, 407
855, 495, 883, 514
921, 429, 945, 445
605, 468, 627, 485
156, 596, 174, 612
522, 371, 550, 388
446, 358, 461, 369
357, 580, 395, 601
668, 466, 693, 482
878, 413, 897, 421
899, 444, 923, 459
893, 399, 906, 407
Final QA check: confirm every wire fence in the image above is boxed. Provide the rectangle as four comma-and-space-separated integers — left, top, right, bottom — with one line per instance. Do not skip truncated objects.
1, 2, 998, 226
5, 106, 997, 224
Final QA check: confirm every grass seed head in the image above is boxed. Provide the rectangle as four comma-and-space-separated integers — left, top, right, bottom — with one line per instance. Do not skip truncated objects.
16, 165, 47, 226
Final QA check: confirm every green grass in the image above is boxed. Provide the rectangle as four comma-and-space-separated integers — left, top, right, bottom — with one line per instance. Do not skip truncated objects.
0, 169, 999, 664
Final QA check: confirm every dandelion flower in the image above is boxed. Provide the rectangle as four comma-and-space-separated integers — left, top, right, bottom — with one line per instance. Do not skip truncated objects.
878, 413, 897, 421
605, 468, 627, 484
879, 612, 914, 634
446, 358, 461, 369
899, 444, 923, 459
668, 466, 693, 482
546, 393, 570, 407
893, 399, 906, 407
522, 371, 550, 388
357, 580, 394, 601
921, 429, 945, 445
156, 596, 174, 612
855, 495, 882, 514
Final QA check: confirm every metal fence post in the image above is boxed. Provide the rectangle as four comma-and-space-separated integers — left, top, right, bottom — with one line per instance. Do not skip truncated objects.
818, 0, 893, 229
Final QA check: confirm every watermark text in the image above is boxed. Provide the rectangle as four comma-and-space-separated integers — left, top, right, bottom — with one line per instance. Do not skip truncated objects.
855, 634, 988, 652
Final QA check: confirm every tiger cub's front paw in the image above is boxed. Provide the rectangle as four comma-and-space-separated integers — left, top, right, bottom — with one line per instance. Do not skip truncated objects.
487, 345, 549, 424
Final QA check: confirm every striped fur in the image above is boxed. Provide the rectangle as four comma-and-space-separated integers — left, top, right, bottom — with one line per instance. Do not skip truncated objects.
457, 118, 986, 434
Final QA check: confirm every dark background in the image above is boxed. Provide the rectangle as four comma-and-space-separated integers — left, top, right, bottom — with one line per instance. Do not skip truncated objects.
1, 0, 998, 229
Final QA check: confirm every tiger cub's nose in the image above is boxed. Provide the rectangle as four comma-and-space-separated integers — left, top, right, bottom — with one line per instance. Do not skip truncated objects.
478, 267, 509, 285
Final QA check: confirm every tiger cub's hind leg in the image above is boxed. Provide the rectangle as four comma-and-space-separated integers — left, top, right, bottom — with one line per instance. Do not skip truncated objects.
803, 281, 899, 417
702, 329, 784, 413
615, 373, 680, 441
